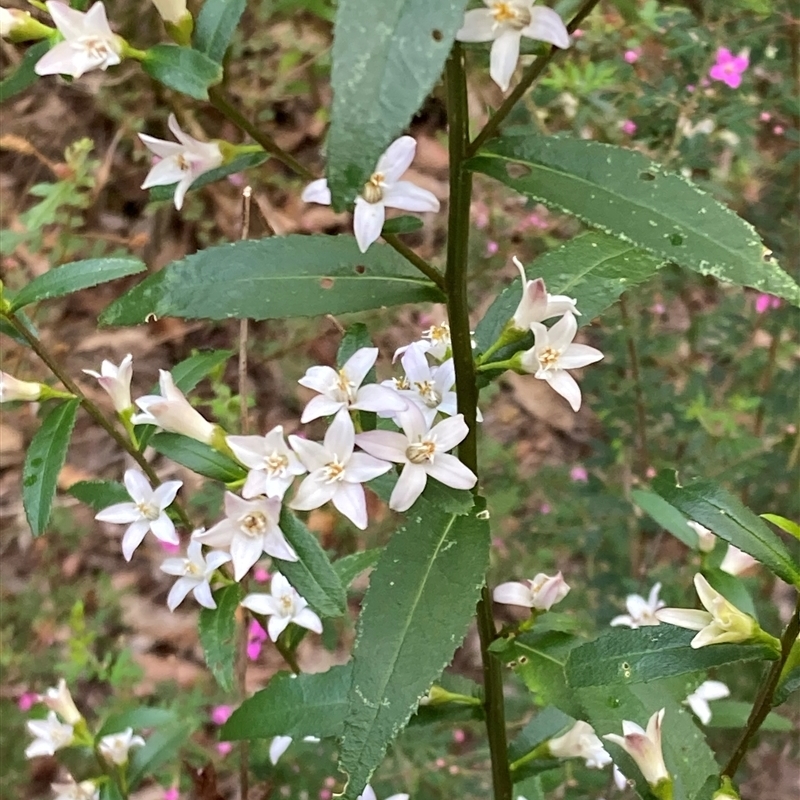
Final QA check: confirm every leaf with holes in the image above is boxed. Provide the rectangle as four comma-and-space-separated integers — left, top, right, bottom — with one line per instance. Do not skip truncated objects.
199, 584, 243, 692
338, 497, 489, 798
467, 135, 800, 305
327, 0, 469, 205
100, 235, 443, 326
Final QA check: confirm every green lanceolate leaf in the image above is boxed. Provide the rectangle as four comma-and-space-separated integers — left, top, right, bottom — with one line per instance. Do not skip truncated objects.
142, 45, 223, 100
222, 664, 352, 741
99, 235, 443, 326
193, 0, 247, 62
327, 0, 468, 205
631, 488, 698, 550
199, 583, 243, 692
9, 257, 146, 312
565, 627, 777, 689
333, 548, 382, 588
652, 472, 800, 587
170, 349, 232, 393
338, 498, 489, 798
22, 398, 79, 536
68, 479, 129, 512
382, 215, 424, 235
467, 135, 800, 306
337, 323, 375, 368
97, 708, 177, 737
475, 232, 663, 352
149, 433, 246, 483
276, 510, 347, 618
127, 719, 194, 787
0, 40, 50, 104
705, 699, 791, 731
761, 513, 800, 541
148, 152, 268, 202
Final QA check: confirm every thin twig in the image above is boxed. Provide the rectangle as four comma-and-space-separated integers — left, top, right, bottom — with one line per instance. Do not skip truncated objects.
238, 187, 253, 436
382, 233, 445, 291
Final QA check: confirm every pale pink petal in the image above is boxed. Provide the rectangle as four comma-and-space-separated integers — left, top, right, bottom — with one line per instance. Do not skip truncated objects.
262, 525, 299, 563
83, 2, 115, 38
353, 198, 385, 253
389, 463, 428, 512
548, 311, 578, 350
332, 482, 368, 529
193, 580, 216, 609
493, 582, 534, 607
230, 535, 265, 580
138, 134, 185, 160
241, 593, 281, 616
400, 342, 431, 384
172, 174, 194, 210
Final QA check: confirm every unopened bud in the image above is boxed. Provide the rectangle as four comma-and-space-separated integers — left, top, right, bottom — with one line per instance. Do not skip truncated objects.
1, 7, 53, 41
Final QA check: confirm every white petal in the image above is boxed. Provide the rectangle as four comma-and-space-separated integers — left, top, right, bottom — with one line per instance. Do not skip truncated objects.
301, 178, 332, 205
241, 592, 281, 616
124, 469, 152, 504
46, 1, 90, 38
299, 364, 339, 395
353, 198, 385, 252
289, 473, 336, 511
542, 370, 582, 412
293, 607, 323, 634
609, 614, 635, 628
426, 453, 477, 490
522, 6, 571, 49
226, 435, 268, 468
263, 525, 299, 563
193, 519, 236, 548
95, 502, 139, 524
352, 384, 407, 415
325, 408, 355, 460
697, 680, 730, 701
396, 402, 429, 442
138, 134, 185, 160
390, 464, 428, 512
346, 452, 392, 483
269, 736, 293, 764
354, 430, 409, 462
267, 614, 292, 641
382, 181, 440, 213
400, 342, 432, 383
172, 174, 194, 210
376, 136, 417, 183
205, 550, 232, 571
160, 556, 187, 576
686, 694, 712, 725
84, 2, 115, 38
548, 311, 578, 350
331, 482, 368, 529
192, 580, 217, 609
429, 414, 469, 452
559, 343, 604, 370
149, 513, 178, 544
489, 29, 522, 92
289, 437, 330, 472
493, 582, 534, 607
301, 394, 345, 423
121, 521, 149, 561
456, 8, 498, 42
153, 480, 183, 510
230, 535, 265, 581
167, 577, 197, 611
241, 471, 269, 499
655, 608, 712, 630
343, 347, 379, 388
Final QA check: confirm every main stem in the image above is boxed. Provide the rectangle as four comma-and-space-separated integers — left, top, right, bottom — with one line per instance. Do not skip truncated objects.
445, 46, 512, 800
722, 596, 800, 778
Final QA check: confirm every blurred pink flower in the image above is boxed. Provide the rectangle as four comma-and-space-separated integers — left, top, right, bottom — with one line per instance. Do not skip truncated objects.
646, 467, 657, 479
650, 302, 666, 314
570, 466, 588, 483
247, 619, 268, 660
519, 211, 549, 231
227, 172, 245, 187
700, 77, 710, 87
686, 84, 696, 93
572, 28, 584, 38
211, 705, 233, 726
17, 692, 38, 711
163, 789, 179, 800
319, 792, 332, 800
435, 757, 447, 769
539, 502, 552, 514
755, 293, 781, 314
485, 240, 499, 257
453, 728, 466, 744
216, 741, 233, 755
471, 201, 489, 229
159, 540, 181, 555
624, 49, 640, 64
621, 120, 637, 136
759, 111, 771, 122
709, 48, 748, 89
253, 566, 271, 583
773, 125, 785, 135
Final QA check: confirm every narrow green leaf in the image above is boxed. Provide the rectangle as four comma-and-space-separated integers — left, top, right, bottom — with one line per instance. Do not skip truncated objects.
99, 235, 443, 326
99, 784, 124, 800
222, 664, 352, 741
142, 45, 223, 100
22, 399, 79, 536
333, 548, 382, 588
68, 479, 129, 513
652, 472, 800, 587
382, 215, 424, 235
327, 0, 468, 204
761, 513, 800, 541
337, 323, 375, 368
97, 708, 177, 737
193, 0, 247, 62
149, 433, 246, 483
0, 40, 50, 104
339, 497, 489, 798
705, 700, 791, 731
148, 152, 268, 202
773, 665, 800, 708
467, 135, 800, 305
701, 568, 756, 618
276, 510, 347, 618
476, 232, 663, 352
9, 258, 146, 312
170, 349, 232, 393
565, 627, 777, 689
199, 584, 243, 692
127, 720, 194, 787
631, 488, 698, 550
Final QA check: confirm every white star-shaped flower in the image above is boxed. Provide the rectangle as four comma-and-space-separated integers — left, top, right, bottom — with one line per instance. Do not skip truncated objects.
493, 572, 570, 611
241, 572, 323, 641
302, 136, 440, 253
394, 322, 453, 362
520, 312, 603, 412
609, 582, 664, 629
95, 469, 182, 561
193, 493, 297, 581
25, 711, 74, 759
160, 539, 231, 610
139, 114, 223, 210
684, 680, 730, 725
35, 2, 122, 79
98, 728, 145, 765
298, 347, 406, 423
82, 354, 133, 413
226, 425, 307, 500
355, 404, 477, 512
456, 1, 570, 92
289, 409, 392, 529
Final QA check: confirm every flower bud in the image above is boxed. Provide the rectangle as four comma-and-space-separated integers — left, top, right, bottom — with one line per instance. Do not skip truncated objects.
1, 7, 53, 41
686, 520, 716, 553
150, 0, 187, 24
0, 372, 42, 402
83, 354, 133, 413
493, 572, 570, 611
42, 679, 82, 725
604, 708, 671, 790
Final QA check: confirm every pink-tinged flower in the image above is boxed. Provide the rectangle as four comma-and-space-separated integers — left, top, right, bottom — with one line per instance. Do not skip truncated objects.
485, 240, 499, 256
95, 469, 182, 561
159, 540, 181, 554
456, 0, 571, 92
686, 84, 696, 93
41, 679, 82, 725
773, 125, 785, 135
687, 520, 716, 553
247, 619, 268, 660
35, 2, 121, 79
493, 572, 570, 611
163, 789, 180, 800
210, 705, 233, 726
160, 540, 231, 611
453, 728, 466, 744
624, 48, 640, 63
254, 566, 271, 583
139, 115, 223, 211
301, 136, 439, 253
621, 120, 637, 135
241, 572, 323, 641
216, 741, 233, 755
82, 354, 133, 413
471, 201, 490, 229
539, 502, 551, 514
298, 347, 406, 423
519, 312, 604, 412
755, 293, 781, 314
132, 370, 217, 444
548, 720, 612, 768
759, 111, 772, 122
510, 256, 580, 331
719, 544, 757, 576
193, 493, 297, 581
0, 372, 42, 402
604, 710, 670, 788
226, 425, 307, 500
18, 692, 38, 712
289, 409, 391, 529
571, 28, 583, 38
570, 465, 588, 483
708, 48, 749, 89
356, 405, 477, 512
